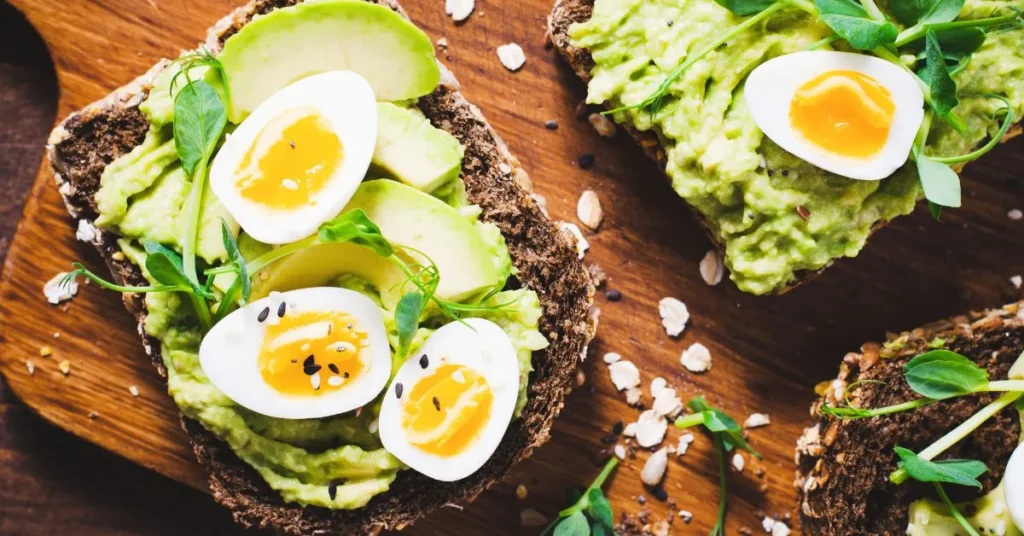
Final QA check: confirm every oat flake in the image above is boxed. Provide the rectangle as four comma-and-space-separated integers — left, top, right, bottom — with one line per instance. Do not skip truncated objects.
634, 410, 668, 448
699, 249, 724, 286
658, 297, 689, 337
603, 352, 621, 364
744, 413, 771, 428
608, 360, 641, 391
497, 43, 526, 71
681, 343, 712, 373
444, 0, 474, 21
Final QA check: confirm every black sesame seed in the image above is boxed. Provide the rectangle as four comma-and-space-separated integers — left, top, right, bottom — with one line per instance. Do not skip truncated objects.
767, 169, 774, 176
782, 169, 790, 177
347, 324, 353, 329
303, 364, 322, 376
652, 487, 668, 502
303, 355, 315, 367
291, 359, 297, 364
601, 433, 618, 444
612, 420, 624, 435
328, 363, 340, 374
544, 120, 559, 130
419, 354, 429, 369
577, 153, 595, 169
395, 382, 404, 399
257, 307, 270, 322
289, 140, 296, 150
343, 372, 350, 378
277, 301, 287, 318
667, 20, 674, 26
606, 289, 622, 302
432, 396, 441, 411
328, 481, 338, 500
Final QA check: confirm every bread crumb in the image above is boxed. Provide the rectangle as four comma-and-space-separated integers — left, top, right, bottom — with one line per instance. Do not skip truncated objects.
436, 37, 449, 48
111, 251, 126, 262
608, 360, 641, 391
681, 343, 712, 373
577, 190, 603, 230
497, 43, 526, 71
88, 410, 99, 419
658, 297, 689, 337
699, 249, 724, 286
1012, 275, 1022, 289
39, 346, 52, 357
677, 433, 695, 456
76, 219, 98, 242
614, 444, 627, 459
679, 510, 693, 522
744, 413, 771, 428
58, 360, 71, 376
588, 263, 607, 287
603, 352, 622, 364
559, 222, 589, 259
444, 0, 474, 21
588, 113, 616, 137
515, 484, 528, 500
128, 385, 140, 397
44, 272, 77, 305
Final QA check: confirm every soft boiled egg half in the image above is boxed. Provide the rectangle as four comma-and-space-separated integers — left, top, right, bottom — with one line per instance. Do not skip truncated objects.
378, 318, 520, 482
1007, 442, 1024, 531
209, 71, 377, 245
199, 287, 391, 419
745, 51, 924, 181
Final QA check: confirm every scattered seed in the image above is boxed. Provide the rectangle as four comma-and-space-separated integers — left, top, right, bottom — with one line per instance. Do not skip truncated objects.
606, 289, 622, 301
310, 373, 322, 390
699, 249, 724, 286
395, 382, 404, 399
638, 495, 647, 505
39, 346, 52, 357
732, 453, 746, 472
614, 444, 627, 459
496, 43, 526, 71
544, 120, 559, 130
641, 448, 668, 485
291, 358, 297, 364
432, 396, 441, 411
601, 433, 618, 444
304, 364, 322, 376
277, 302, 287, 318
288, 140, 296, 149
588, 113, 616, 137
796, 205, 811, 221
603, 352, 621, 364
328, 481, 338, 500
303, 355, 315, 367
1012, 275, 1023, 290
1009, 208, 1023, 220
26, 360, 35, 375
667, 20, 675, 26
651, 487, 669, 502
744, 413, 771, 428
419, 354, 430, 369
327, 375, 343, 387
520, 508, 548, 527
577, 189, 603, 230
515, 484, 528, 500
58, 360, 71, 375
577, 153, 595, 169
328, 363, 340, 374
613, 420, 624, 435
679, 510, 693, 523
88, 410, 99, 419
445, 0, 474, 22
343, 372, 350, 378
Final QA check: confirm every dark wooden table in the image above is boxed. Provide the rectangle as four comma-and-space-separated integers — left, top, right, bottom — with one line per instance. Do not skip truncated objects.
0, 3, 248, 533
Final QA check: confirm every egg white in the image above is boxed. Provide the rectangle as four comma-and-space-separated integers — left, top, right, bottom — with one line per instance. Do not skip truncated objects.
199, 287, 392, 419
1007, 443, 1024, 531
209, 70, 377, 245
744, 51, 924, 181
378, 318, 520, 482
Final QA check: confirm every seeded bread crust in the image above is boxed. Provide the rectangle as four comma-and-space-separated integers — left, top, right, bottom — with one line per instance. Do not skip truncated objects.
546, 0, 1022, 294
795, 303, 1024, 535
46, 0, 597, 533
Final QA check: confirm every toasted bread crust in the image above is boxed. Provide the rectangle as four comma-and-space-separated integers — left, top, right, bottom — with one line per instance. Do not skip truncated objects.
47, 1, 597, 533
796, 303, 1024, 535
546, 0, 1022, 294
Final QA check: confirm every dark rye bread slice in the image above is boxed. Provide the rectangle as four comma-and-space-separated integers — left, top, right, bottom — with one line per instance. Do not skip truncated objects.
795, 303, 1024, 535
547, 0, 1023, 294
46, 0, 597, 533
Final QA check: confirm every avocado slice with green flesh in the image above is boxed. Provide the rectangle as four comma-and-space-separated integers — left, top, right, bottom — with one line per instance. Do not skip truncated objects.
218, 1, 440, 122
373, 103, 464, 193
249, 179, 503, 307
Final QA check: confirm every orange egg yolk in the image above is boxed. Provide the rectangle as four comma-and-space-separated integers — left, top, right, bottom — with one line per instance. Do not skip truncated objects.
401, 363, 493, 457
789, 70, 896, 159
234, 106, 344, 210
257, 310, 367, 396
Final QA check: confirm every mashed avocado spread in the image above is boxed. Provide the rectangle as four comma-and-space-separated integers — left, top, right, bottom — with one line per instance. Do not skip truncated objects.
570, 0, 1024, 294
94, 67, 548, 509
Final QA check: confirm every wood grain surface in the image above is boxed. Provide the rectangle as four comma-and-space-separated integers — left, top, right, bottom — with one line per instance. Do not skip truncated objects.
1, 0, 1023, 534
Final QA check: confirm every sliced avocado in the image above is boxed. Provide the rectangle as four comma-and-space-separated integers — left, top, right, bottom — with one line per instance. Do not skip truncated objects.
251, 179, 502, 307
373, 103, 463, 193
218, 1, 440, 122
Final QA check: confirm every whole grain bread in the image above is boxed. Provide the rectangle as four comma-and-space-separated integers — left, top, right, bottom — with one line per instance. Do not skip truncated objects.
547, 0, 1022, 294
795, 303, 1024, 535
47, 0, 597, 533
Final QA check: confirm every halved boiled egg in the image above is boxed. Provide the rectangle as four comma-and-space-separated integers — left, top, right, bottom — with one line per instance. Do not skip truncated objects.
378, 318, 519, 482
209, 71, 377, 245
745, 51, 924, 181
199, 287, 391, 419
1007, 443, 1024, 531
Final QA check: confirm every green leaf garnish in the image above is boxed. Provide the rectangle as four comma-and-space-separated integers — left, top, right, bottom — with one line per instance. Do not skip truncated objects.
813, 0, 898, 50
394, 291, 424, 356
892, 0, 964, 27
712, 0, 777, 16
142, 240, 212, 298
221, 219, 250, 302
916, 151, 962, 208
172, 80, 226, 177
317, 209, 394, 257
894, 446, 987, 488
903, 350, 989, 399
933, 482, 982, 536
920, 31, 961, 125
679, 397, 762, 458
62, 263, 181, 294
541, 457, 619, 536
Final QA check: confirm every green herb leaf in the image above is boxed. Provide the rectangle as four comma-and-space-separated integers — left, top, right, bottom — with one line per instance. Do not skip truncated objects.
685, 396, 762, 458
395, 291, 424, 356
904, 350, 988, 399
712, 0, 777, 16
894, 446, 987, 488
172, 80, 227, 176
907, 27, 985, 60
142, 240, 211, 297
553, 511, 590, 536
916, 152, 962, 208
318, 209, 394, 257
814, 0, 898, 50
921, 31, 960, 121
220, 220, 250, 302
928, 201, 943, 220
63, 263, 181, 294
892, 0, 964, 27
586, 488, 615, 531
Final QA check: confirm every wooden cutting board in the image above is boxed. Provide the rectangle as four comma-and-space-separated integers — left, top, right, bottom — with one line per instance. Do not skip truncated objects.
2, 0, 1024, 533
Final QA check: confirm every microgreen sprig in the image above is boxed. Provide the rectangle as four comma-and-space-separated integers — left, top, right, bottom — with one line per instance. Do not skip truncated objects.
674, 396, 761, 536
540, 457, 619, 536
894, 446, 986, 536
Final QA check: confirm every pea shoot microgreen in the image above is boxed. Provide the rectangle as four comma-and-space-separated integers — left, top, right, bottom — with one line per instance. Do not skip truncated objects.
540, 457, 619, 536
604, 0, 1022, 208
673, 396, 761, 536
894, 446, 987, 536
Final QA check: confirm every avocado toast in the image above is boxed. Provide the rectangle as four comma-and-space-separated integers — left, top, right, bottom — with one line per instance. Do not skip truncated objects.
548, 0, 1024, 295
47, 0, 596, 532
796, 303, 1024, 535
